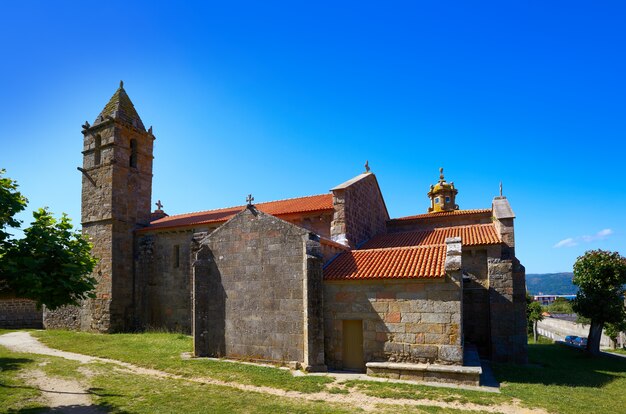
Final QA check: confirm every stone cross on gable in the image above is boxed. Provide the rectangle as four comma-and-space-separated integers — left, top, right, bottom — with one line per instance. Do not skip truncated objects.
156, 200, 163, 210
246, 194, 254, 206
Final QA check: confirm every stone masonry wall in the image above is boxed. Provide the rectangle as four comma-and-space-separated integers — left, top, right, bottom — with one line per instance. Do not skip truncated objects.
45, 120, 155, 333
331, 173, 388, 248
324, 278, 462, 369
489, 258, 528, 363
0, 297, 43, 329
134, 210, 332, 335
387, 212, 492, 233
135, 230, 195, 332
43, 305, 81, 330
193, 207, 325, 369
461, 247, 491, 357
287, 212, 333, 239
44, 221, 114, 331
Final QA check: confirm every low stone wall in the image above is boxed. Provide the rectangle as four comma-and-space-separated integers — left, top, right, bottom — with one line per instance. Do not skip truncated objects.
366, 361, 481, 386
0, 297, 43, 329
43, 305, 82, 330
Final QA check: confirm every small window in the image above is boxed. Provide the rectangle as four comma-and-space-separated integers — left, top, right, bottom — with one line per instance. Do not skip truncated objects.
435, 197, 440, 203
129, 139, 138, 168
445, 196, 450, 203
173, 245, 180, 268
94, 135, 101, 165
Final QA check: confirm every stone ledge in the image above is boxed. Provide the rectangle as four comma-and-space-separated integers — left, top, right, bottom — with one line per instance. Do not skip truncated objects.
366, 361, 481, 375
366, 361, 481, 386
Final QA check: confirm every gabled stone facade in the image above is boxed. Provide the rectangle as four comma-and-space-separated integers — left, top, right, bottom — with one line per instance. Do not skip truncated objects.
192, 206, 325, 371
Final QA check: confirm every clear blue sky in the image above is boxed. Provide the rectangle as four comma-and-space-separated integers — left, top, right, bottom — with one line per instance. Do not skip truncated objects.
1, 1, 624, 273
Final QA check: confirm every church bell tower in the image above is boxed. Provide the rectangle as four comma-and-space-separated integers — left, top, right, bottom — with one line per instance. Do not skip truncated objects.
78, 81, 154, 332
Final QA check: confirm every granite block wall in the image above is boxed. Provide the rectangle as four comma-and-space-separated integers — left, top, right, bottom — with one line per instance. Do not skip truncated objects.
323, 277, 462, 369
387, 211, 492, 233
193, 207, 325, 369
489, 258, 528, 363
45, 119, 154, 333
331, 173, 389, 248
135, 230, 196, 332
461, 248, 491, 357
0, 297, 43, 329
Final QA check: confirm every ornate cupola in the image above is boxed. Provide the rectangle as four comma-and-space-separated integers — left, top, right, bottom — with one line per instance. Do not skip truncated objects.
427, 168, 459, 212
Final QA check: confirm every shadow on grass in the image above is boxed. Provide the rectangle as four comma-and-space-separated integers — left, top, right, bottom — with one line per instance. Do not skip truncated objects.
0, 357, 35, 372
493, 342, 626, 388
7, 404, 112, 413
1, 356, 37, 392
4, 388, 122, 413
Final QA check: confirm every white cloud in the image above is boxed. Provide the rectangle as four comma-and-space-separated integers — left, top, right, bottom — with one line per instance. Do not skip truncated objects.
553, 238, 578, 248
553, 229, 613, 248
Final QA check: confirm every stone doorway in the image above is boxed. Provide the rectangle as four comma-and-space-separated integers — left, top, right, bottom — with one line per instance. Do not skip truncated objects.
342, 320, 364, 372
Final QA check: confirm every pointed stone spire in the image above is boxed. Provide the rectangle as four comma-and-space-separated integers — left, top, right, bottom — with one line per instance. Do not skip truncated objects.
93, 81, 146, 131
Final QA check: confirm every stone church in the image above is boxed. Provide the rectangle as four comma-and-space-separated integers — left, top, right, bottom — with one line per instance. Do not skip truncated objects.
44, 83, 527, 383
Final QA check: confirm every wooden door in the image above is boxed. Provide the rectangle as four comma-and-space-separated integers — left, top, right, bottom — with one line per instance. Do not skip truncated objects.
342, 320, 364, 372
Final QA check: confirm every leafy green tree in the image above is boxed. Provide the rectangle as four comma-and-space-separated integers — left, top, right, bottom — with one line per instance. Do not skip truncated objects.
0, 170, 97, 309
572, 250, 626, 355
0, 169, 27, 247
526, 292, 544, 343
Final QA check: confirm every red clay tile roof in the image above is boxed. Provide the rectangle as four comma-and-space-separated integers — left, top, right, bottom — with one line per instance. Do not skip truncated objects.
391, 209, 492, 221
362, 224, 501, 249
324, 245, 446, 280
324, 223, 502, 281
143, 194, 333, 232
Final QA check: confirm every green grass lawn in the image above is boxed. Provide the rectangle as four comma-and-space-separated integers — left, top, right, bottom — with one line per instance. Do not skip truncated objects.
492, 337, 626, 413
343, 380, 509, 407
606, 348, 626, 356
0, 340, 478, 414
347, 336, 626, 413
0, 346, 44, 412
89, 366, 359, 414
32, 330, 333, 393
0, 344, 356, 414
26, 330, 626, 414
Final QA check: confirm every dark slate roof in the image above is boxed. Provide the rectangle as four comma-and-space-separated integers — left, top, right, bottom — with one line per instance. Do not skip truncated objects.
93, 81, 145, 131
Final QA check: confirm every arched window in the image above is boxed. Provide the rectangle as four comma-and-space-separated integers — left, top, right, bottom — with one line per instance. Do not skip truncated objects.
129, 139, 138, 168
94, 135, 101, 165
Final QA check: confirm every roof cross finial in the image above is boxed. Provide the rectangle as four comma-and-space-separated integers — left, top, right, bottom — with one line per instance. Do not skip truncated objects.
439, 167, 445, 182
156, 200, 163, 210
246, 194, 254, 206
120, 80, 124, 89
364, 160, 370, 173
499, 181, 503, 197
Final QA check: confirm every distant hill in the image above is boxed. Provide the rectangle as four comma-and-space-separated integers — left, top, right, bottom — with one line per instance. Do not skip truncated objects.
526, 272, 577, 295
